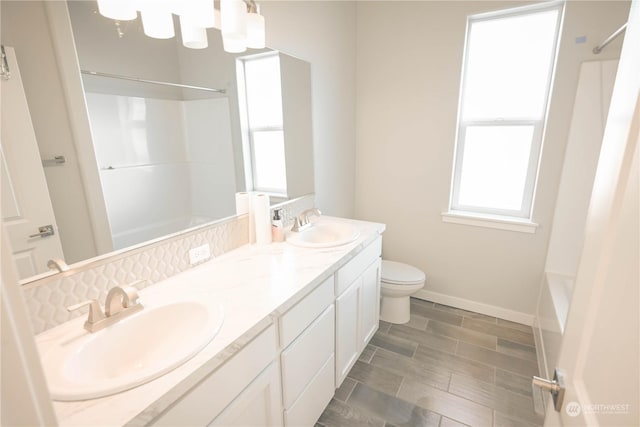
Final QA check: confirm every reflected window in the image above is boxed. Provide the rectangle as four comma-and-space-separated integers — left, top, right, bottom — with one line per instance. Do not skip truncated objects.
449, 2, 562, 218
237, 53, 287, 195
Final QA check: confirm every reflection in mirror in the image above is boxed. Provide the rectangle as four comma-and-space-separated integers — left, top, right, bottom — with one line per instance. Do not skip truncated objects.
0, 0, 314, 283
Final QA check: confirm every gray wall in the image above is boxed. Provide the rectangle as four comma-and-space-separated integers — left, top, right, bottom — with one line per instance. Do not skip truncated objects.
263, 1, 358, 218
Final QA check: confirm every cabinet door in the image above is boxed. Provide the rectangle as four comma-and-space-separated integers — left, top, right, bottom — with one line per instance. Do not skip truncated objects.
335, 279, 361, 387
360, 258, 381, 349
153, 326, 276, 426
210, 362, 283, 427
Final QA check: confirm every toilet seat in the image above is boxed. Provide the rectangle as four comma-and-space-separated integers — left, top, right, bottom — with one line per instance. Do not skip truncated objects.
381, 260, 425, 286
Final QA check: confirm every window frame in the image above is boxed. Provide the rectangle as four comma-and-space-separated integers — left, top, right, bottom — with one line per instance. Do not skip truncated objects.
236, 51, 288, 196
449, 1, 564, 220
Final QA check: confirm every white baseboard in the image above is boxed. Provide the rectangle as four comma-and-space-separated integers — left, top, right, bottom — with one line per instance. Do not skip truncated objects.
414, 289, 535, 326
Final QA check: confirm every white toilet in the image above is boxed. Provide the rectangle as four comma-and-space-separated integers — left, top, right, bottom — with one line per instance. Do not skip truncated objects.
380, 260, 426, 324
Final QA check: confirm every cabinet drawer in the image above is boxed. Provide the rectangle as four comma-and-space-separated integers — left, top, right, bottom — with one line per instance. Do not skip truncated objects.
335, 236, 382, 296
284, 354, 335, 427
153, 325, 277, 426
279, 276, 334, 348
281, 305, 334, 408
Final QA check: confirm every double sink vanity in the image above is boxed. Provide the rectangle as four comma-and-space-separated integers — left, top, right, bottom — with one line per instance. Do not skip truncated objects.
35, 216, 385, 426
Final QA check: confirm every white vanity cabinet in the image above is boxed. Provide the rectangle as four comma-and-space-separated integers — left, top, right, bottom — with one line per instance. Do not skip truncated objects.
49, 219, 386, 427
152, 235, 383, 427
153, 325, 282, 426
334, 237, 382, 386
279, 276, 335, 426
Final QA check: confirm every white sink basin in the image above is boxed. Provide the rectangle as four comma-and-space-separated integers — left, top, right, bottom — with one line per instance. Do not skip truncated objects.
39, 295, 223, 401
287, 221, 360, 248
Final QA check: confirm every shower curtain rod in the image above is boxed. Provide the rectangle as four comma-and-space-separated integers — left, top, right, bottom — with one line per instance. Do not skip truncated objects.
81, 70, 226, 94
593, 22, 627, 54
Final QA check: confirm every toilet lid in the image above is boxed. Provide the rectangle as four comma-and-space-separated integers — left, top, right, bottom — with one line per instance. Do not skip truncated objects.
381, 260, 426, 285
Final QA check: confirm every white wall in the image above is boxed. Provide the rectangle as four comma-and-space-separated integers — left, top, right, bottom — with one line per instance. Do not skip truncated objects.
68, 1, 183, 88
262, 2, 358, 217
354, 1, 630, 318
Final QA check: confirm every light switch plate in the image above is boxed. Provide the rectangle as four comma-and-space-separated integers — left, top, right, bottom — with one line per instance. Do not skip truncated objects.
189, 244, 211, 265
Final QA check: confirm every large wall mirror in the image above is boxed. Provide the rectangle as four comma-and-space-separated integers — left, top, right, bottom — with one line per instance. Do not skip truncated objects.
0, 1, 314, 284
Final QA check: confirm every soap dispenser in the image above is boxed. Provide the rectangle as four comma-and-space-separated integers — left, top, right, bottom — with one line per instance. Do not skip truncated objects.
272, 209, 285, 242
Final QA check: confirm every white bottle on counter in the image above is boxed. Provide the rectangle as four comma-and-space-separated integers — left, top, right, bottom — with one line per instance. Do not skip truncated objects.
271, 209, 285, 242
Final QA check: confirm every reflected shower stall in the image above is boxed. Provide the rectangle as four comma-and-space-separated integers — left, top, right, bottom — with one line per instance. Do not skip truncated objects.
82, 73, 236, 250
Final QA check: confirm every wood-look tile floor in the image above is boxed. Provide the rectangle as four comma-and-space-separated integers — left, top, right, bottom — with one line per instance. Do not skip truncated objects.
317, 298, 543, 427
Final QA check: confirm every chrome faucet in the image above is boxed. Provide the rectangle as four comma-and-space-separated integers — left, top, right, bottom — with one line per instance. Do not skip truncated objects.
47, 258, 69, 273
105, 286, 141, 316
291, 208, 322, 232
67, 283, 144, 333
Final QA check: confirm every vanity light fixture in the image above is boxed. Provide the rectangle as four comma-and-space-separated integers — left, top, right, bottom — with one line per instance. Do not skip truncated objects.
138, 0, 175, 39
96, 0, 137, 21
221, 0, 248, 52
95, 0, 265, 53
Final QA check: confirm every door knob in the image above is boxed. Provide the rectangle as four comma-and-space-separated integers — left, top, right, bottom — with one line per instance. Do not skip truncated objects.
29, 224, 55, 238
532, 368, 566, 412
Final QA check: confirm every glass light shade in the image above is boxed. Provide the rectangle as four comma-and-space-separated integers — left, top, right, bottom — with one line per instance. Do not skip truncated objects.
180, 15, 208, 49
140, 8, 175, 39
175, 0, 216, 28
223, 35, 247, 53
96, 0, 137, 21
212, 9, 222, 30
221, 0, 247, 40
246, 12, 265, 49
188, 0, 216, 29
170, 0, 192, 15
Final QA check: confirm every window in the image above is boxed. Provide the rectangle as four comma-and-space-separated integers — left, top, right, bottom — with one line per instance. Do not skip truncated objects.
237, 53, 287, 195
448, 2, 563, 224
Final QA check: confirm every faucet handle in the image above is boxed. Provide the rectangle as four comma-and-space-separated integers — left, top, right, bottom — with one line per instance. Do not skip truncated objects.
291, 216, 303, 232
121, 285, 141, 307
123, 279, 148, 304
105, 285, 143, 316
301, 208, 322, 220
67, 299, 106, 323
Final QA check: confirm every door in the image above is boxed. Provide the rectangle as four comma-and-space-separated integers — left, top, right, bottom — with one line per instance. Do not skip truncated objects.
1, 46, 64, 279
542, 3, 640, 425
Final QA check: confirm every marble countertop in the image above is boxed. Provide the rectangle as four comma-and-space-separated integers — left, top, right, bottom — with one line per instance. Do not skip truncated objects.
38, 216, 385, 426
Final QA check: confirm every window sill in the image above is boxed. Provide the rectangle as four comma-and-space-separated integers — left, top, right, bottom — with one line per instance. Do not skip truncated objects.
441, 211, 538, 234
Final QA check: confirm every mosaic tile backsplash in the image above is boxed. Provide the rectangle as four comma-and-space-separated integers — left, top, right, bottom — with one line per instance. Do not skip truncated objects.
23, 195, 315, 334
